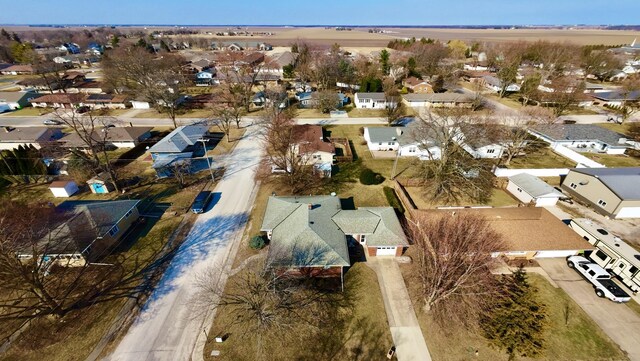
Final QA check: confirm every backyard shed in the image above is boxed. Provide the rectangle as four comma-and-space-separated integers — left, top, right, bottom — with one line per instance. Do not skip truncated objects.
49, 181, 79, 198
507, 173, 564, 207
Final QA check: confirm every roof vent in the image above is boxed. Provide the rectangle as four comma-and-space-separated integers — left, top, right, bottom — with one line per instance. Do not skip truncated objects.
396, 128, 403, 136
308, 204, 313, 210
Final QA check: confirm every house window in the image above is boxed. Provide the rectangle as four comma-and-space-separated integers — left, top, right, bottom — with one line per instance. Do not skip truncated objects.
630, 266, 638, 274
312, 154, 321, 159
108, 225, 120, 237
597, 199, 607, 207
486, 149, 495, 154
570, 183, 577, 189
378, 142, 383, 146
388, 142, 394, 145
360, 235, 366, 244
124, 209, 133, 218
594, 250, 608, 261
517, 187, 522, 192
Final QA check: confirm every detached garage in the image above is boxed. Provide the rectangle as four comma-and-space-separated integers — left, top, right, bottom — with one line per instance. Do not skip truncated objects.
507, 173, 564, 207
561, 167, 640, 219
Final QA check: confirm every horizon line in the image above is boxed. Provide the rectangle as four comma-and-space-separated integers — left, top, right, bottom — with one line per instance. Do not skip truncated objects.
1, 23, 640, 28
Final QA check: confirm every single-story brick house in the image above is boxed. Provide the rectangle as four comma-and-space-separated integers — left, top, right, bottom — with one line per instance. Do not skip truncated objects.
261, 195, 408, 277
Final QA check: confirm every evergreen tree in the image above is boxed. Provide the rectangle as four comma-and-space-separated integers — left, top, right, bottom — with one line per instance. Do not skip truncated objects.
379, 49, 390, 75
482, 268, 548, 361
0, 28, 10, 41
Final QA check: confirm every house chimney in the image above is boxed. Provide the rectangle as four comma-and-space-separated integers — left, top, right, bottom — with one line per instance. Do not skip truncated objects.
396, 128, 403, 136
4, 126, 13, 133
308, 203, 313, 210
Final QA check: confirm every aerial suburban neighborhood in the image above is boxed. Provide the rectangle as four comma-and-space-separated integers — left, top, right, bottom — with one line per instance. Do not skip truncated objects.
2, 2, 640, 361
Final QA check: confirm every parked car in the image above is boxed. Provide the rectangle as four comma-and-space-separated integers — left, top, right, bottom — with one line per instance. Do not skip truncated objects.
567, 255, 630, 303
43, 119, 62, 125
191, 191, 212, 214
75, 106, 90, 114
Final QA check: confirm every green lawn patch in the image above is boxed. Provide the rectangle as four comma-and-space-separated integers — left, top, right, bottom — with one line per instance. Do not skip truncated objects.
508, 147, 576, 169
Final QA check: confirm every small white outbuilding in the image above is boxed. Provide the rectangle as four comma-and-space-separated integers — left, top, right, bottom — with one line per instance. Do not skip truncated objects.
49, 180, 79, 198
507, 173, 564, 207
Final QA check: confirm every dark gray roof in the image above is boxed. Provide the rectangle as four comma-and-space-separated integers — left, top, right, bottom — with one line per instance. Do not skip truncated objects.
148, 125, 208, 153
571, 167, 640, 200
531, 124, 627, 147
356, 92, 386, 101
0, 127, 61, 143
18, 200, 140, 256
591, 90, 640, 102
403, 93, 473, 103
509, 173, 563, 198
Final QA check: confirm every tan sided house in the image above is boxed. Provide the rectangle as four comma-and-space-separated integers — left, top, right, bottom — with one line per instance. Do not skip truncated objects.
562, 167, 640, 218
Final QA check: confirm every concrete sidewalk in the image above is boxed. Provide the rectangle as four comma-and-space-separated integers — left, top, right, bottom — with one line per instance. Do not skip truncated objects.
369, 258, 432, 361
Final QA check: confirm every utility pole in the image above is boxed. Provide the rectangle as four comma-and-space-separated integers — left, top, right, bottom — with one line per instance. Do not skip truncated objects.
198, 138, 215, 183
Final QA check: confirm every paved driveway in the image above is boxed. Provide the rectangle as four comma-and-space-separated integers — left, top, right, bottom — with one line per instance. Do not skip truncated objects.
370, 258, 432, 361
538, 258, 640, 361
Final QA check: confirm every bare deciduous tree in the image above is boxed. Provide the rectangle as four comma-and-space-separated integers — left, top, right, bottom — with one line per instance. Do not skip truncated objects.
258, 103, 318, 194
103, 46, 187, 128
0, 203, 166, 324
409, 212, 505, 324
414, 109, 493, 204
52, 110, 121, 191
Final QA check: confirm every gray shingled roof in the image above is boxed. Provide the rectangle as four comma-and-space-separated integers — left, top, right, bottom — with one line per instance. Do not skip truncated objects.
509, 173, 563, 198
571, 167, 640, 200
366, 124, 436, 146
0, 127, 60, 142
261, 196, 409, 266
351, 208, 408, 247
531, 124, 627, 147
356, 92, 386, 101
262, 196, 349, 267
148, 125, 208, 153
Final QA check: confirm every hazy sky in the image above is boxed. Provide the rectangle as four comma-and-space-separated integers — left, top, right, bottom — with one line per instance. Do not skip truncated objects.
1, 0, 638, 25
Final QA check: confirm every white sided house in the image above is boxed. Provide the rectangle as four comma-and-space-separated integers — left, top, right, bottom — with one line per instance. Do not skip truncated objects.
363, 126, 441, 160
354, 92, 394, 109
455, 125, 506, 159
507, 173, 564, 207
569, 218, 640, 293
482, 75, 521, 93
530, 124, 630, 155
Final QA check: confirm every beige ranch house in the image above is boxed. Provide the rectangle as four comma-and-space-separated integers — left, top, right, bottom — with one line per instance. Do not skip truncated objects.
562, 167, 640, 218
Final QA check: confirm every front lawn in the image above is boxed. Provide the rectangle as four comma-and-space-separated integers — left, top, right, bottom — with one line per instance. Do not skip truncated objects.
5, 107, 52, 116
405, 187, 518, 208
508, 147, 576, 169
399, 249, 627, 361
204, 262, 392, 361
581, 152, 640, 167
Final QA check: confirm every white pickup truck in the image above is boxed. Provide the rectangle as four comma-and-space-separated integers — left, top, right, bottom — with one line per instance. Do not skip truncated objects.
567, 256, 631, 303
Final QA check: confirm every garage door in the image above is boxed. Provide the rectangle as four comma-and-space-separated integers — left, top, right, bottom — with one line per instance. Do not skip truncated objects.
616, 207, 640, 219
534, 250, 579, 258
376, 247, 396, 256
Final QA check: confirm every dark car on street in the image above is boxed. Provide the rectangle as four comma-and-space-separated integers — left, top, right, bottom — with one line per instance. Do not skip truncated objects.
191, 191, 212, 214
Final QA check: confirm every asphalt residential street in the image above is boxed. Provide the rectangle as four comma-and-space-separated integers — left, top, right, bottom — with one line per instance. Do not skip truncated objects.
107, 126, 263, 361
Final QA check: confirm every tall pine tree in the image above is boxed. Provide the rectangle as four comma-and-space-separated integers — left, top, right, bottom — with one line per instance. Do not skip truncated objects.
482, 267, 548, 360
